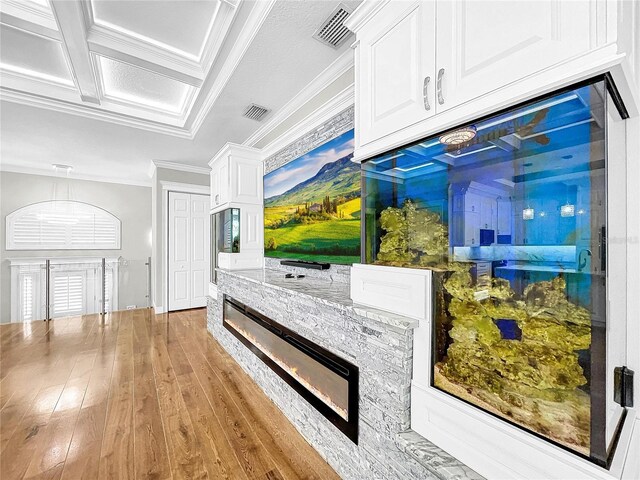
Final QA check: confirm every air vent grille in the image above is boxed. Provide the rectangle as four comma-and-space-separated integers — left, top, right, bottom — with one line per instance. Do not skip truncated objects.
243, 104, 270, 121
313, 4, 353, 49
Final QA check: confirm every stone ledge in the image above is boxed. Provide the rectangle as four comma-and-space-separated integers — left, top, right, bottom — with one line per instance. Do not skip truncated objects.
217, 267, 419, 331
395, 430, 484, 480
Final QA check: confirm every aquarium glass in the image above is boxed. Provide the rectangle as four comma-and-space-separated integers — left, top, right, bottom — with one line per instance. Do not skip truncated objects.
362, 80, 612, 461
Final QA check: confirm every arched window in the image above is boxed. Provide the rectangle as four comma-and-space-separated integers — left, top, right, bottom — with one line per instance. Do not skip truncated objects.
6, 201, 121, 250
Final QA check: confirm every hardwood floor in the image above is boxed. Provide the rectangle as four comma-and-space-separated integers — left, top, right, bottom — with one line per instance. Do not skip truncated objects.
0, 308, 340, 480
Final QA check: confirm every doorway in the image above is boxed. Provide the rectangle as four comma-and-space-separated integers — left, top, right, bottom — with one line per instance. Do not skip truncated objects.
168, 191, 210, 311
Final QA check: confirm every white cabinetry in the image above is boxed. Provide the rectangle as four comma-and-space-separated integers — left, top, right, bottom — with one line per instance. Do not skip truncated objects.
209, 143, 262, 211
209, 143, 264, 273
435, 0, 596, 112
355, 0, 435, 146
345, 0, 638, 161
496, 198, 512, 237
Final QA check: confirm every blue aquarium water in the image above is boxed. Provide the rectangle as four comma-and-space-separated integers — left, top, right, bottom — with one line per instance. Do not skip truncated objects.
362, 79, 612, 462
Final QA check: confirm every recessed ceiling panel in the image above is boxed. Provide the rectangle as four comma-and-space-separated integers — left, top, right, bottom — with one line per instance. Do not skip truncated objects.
90, 0, 219, 59
98, 56, 194, 114
0, 25, 72, 84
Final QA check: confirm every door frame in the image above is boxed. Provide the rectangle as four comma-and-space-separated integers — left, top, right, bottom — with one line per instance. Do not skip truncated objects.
161, 181, 209, 313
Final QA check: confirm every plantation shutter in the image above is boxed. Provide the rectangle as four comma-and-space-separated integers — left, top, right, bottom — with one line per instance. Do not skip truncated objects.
6, 201, 121, 250
53, 273, 85, 316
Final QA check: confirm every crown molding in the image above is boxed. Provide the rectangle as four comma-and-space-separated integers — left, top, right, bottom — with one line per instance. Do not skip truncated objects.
243, 48, 354, 148
343, 0, 390, 33
0, 86, 193, 138
187, 0, 277, 136
0, 0, 58, 31
152, 160, 210, 175
261, 83, 354, 159
159, 180, 209, 195
0, 163, 152, 187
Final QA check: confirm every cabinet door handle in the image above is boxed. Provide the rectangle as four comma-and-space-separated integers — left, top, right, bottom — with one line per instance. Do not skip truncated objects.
423, 76, 431, 111
437, 68, 445, 105
215, 194, 219, 204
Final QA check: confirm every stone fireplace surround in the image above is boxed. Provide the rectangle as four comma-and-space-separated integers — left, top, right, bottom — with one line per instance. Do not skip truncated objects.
207, 268, 482, 480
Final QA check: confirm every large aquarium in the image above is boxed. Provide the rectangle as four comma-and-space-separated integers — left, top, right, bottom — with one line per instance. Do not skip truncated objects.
362, 79, 622, 463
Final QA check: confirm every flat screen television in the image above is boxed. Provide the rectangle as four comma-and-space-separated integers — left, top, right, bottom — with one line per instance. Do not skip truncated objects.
263, 129, 360, 264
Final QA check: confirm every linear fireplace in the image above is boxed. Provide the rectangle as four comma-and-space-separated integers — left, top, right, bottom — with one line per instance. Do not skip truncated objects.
222, 295, 359, 443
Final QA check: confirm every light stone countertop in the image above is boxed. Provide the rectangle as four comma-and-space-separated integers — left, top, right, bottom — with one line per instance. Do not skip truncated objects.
216, 267, 419, 331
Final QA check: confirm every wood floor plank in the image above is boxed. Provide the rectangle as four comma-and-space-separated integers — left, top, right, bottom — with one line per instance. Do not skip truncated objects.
0, 308, 339, 480
150, 335, 209, 480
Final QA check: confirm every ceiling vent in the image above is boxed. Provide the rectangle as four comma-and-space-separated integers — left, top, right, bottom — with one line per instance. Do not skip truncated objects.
243, 104, 270, 121
313, 4, 354, 49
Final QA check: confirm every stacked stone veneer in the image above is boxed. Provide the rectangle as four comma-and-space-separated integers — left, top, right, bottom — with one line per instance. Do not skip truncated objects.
207, 270, 480, 480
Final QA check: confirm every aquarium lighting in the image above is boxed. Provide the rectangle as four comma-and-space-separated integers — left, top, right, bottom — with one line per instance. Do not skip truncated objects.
395, 162, 434, 172
439, 126, 477, 146
477, 93, 579, 132
522, 208, 535, 220
368, 153, 405, 165
561, 203, 575, 217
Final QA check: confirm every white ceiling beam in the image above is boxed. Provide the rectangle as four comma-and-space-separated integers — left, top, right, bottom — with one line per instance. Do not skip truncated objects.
0, 12, 61, 41
49, 0, 100, 104
87, 32, 204, 87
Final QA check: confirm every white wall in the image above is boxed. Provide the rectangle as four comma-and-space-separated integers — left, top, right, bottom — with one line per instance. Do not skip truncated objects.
0, 171, 152, 323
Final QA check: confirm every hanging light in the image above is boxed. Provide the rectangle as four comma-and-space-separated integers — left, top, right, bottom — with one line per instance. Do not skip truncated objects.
439, 125, 477, 146
522, 207, 534, 220
39, 165, 80, 225
560, 203, 575, 217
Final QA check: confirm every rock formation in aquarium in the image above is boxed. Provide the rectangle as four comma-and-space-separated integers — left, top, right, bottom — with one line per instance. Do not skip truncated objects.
435, 267, 591, 454
376, 200, 448, 267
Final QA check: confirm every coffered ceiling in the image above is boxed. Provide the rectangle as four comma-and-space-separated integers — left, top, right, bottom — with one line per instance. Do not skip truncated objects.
0, 0, 241, 131
0, 0, 359, 184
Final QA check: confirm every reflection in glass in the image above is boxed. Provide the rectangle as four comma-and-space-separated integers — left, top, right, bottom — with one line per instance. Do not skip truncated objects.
362, 80, 611, 461
211, 208, 240, 284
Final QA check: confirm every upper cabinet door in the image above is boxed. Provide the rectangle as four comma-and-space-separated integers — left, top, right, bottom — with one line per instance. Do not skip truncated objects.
357, 0, 435, 147
435, 0, 597, 112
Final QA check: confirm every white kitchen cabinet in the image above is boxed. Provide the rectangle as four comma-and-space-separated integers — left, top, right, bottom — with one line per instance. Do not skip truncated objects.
435, 0, 598, 112
209, 143, 262, 212
352, 0, 435, 147
496, 198, 512, 237
464, 211, 480, 246
480, 197, 496, 230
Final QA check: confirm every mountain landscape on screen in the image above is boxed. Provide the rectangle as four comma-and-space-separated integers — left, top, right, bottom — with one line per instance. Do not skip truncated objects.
263, 129, 360, 264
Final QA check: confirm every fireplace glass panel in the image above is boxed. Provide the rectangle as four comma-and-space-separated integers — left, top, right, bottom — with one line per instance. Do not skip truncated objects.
362, 79, 622, 463
223, 300, 350, 420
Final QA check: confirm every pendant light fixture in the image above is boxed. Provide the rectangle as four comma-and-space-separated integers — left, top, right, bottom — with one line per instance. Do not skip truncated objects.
439, 125, 477, 146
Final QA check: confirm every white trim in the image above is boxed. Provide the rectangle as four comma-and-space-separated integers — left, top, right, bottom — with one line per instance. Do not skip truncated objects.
0, 87, 193, 138
0, 163, 152, 187
260, 83, 354, 159
187, 0, 277, 136
153, 160, 210, 176
159, 181, 209, 195
244, 49, 354, 148
343, 0, 391, 33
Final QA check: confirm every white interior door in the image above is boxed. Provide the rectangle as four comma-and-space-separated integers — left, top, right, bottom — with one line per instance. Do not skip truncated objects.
189, 195, 210, 308
168, 191, 210, 311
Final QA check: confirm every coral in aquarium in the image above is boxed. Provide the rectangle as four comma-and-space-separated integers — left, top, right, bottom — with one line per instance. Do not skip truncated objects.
376, 200, 449, 266
435, 268, 592, 453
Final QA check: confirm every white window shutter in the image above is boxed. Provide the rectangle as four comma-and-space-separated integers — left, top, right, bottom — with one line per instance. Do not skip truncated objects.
6, 201, 121, 250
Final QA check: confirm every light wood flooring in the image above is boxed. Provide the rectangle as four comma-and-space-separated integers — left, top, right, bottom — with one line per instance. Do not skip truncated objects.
0, 308, 339, 480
